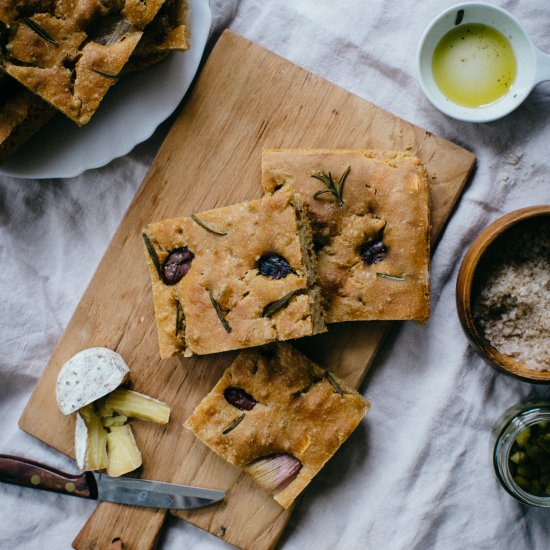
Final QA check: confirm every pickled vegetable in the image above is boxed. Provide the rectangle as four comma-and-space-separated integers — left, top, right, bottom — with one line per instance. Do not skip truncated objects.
508, 421, 550, 497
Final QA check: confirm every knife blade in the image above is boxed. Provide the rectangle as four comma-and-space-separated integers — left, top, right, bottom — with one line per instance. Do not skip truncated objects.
0, 454, 224, 510
93, 472, 224, 509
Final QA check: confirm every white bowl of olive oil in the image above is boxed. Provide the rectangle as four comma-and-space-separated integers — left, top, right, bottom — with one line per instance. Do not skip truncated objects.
417, 2, 550, 122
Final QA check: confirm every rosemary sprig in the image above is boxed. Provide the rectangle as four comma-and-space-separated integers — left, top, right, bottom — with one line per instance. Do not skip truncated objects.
262, 290, 300, 318
325, 371, 345, 395
175, 299, 185, 337
191, 214, 227, 236
142, 233, 162, 280
222, 414, 245, 434
376, 272, 405, 282
22, 17, 58, 45
91, 67, 119, 79
312, 165, 350, 207
208, 290, 232, 333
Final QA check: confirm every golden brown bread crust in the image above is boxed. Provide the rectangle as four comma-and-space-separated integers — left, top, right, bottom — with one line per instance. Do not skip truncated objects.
0, 0, 166, 125
0, 74, 54, 163
262, 149, 431, 323
143, 189, 326, 358
184, 343, 370, 509
124, 0, 189, 73
134, 0, 189, 57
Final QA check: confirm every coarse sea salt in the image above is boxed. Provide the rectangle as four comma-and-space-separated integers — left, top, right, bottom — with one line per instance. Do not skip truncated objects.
472, 218, 550, 372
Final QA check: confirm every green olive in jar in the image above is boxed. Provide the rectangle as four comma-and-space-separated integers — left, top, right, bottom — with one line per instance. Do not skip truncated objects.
508, 422, 550, 497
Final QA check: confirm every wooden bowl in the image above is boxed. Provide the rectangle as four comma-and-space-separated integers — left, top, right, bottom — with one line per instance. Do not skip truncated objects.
456, 205, 550, 383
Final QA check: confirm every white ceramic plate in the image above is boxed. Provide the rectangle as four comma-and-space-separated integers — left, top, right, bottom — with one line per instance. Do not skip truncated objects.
0, 0, 211, 179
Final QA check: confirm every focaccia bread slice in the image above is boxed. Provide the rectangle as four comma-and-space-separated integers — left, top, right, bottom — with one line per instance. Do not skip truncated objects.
262, 149, 430, 323
185, 343, 370, 509
0, 73, 54, 162
143, 188, 326, 358
134, 0, 189, 56
124, 0, 189, 73
0, 0, 166, 126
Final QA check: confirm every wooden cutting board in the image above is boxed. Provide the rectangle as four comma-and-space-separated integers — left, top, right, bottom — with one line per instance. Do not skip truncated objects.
19, 30, 475, 550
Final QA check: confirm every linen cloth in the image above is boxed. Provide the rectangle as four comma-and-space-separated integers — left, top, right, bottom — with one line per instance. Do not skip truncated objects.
1, 0, 549, 548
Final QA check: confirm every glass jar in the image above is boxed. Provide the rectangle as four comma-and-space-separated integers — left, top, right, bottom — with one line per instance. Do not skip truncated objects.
492, 401, 550, 507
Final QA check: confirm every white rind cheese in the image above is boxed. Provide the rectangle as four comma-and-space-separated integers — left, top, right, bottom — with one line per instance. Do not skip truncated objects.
74, 411, 88, 470
56, 348, 129, 415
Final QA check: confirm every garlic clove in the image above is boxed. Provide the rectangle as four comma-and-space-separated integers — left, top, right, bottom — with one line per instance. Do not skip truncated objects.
244, 454, 302, 494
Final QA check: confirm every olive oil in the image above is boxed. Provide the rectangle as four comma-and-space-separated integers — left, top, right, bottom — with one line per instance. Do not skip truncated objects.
432, 23, 517, 108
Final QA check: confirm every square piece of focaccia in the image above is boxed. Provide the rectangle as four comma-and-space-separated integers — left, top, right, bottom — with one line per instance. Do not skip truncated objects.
184, 343, 370, 509
143, 188, 326, 358
262, 149, 431, 323
0, 0, 166, 126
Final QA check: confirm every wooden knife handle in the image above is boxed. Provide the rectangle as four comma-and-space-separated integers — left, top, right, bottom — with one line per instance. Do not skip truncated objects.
0, 454, 96, 499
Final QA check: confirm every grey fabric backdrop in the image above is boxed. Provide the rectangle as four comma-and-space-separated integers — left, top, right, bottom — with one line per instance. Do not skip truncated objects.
1, 0, 549, 548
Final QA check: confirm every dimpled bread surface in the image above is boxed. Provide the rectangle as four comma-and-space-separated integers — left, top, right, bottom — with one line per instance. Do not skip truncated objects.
143, 188, 325, 358
185, 343, 370, 509
262, 149, 431, 323
0, 0, 166, 125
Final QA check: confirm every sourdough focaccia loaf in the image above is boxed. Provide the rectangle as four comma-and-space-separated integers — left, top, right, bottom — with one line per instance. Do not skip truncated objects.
0, 0, 166, 125
185, 343, 369, 508
262, 149, 431, 323
143, 189, 326, 358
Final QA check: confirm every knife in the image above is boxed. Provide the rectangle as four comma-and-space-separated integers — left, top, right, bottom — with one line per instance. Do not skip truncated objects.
0, 454, 224, 509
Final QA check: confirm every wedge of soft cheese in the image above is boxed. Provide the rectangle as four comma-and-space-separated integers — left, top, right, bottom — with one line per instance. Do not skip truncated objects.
106, 424, 143, 477
107, 424, 141, 476
58, 347, 170, 476
56, 348, 129, 415
75, 404, 109, 471
106, 389, 171, 424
